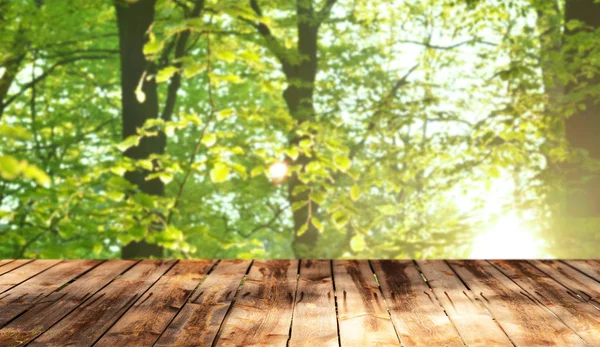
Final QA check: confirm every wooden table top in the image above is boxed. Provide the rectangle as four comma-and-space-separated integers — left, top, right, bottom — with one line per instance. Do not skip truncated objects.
0, 259, 598, 346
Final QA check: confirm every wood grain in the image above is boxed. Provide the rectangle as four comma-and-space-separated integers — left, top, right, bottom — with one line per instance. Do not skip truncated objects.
28, 260, 175, 347
215, 260, 298, 347
156, 260, 252, 347
491, 260, 600, 345
333, 260, 400, 346
289, 260, 338, 347
449, 260, 586, 346
416, 260, 512, 346
0, 260, 14, 269
0, 260, 60, 294
531, 260, 600, 302
0, 260, 32, 276
0, 260, 135, 346
563, 260, 600, 283
0, 259, 100, 326
371, 260, 463, 347
96, 260, 216, 347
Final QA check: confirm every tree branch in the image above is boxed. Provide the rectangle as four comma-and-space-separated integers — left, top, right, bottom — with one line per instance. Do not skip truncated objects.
316, 0, 337, 25
161, 0, 206, 122
397, 38, 496, 50
247, 0, 294, 76
2, 55, 113, 113
350, 63, 419, 159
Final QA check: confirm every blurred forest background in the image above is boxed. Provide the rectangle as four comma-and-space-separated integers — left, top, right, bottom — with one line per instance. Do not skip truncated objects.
0, 0, 599, 259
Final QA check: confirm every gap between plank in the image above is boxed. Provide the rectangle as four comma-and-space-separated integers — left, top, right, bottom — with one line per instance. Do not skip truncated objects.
367, 260, 405, 347
285, 259, 302, 347
152, 259, 221, 346
560, 260, 600, 284
411, 260, 467, 347
90, 260, 179, 346
0, 260, 107, 329
330, 260, 342, 347
527, 260, 593, 302
210, 259, 254, 347
23, 260, 140, 344
444, 260, 518, 347
486, 260, 588, 344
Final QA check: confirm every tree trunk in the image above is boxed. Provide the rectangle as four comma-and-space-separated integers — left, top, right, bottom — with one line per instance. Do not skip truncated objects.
284, 1, 321, 258
115, 0, 164, 258
562, 0, 600, 252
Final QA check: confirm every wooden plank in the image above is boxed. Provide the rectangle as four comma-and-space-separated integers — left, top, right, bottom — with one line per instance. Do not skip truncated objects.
0, 260, 60, 294
531, 260, 600, 302
491, 260, 600, 345
95, 260, 216, 347
563, 260, 600, 283
0, 260, 14, 268
371, 260, 462, 347
333, 260, 400, 346
289, 260, 338, 347
448, 260, 586, 346
0, 259, 34, 276
0, 260, 135, 346
215, 260, 298, 347
0, 259, 100, 326
156, 260, 252, 347
28, 260, 175, 347
416, 260, 513, 346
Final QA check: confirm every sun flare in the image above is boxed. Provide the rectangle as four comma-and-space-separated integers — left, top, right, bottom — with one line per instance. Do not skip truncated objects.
470, 212, 542, 259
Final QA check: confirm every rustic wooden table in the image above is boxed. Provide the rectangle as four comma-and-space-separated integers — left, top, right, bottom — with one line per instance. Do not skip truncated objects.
0, 259, 598, 346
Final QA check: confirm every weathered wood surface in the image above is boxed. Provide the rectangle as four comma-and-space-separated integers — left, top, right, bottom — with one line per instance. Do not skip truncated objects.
156, 260, 252, 347
449, 260, 586, 346
96, 260, 216, 347
371, 260, 462, 347
289, 260, 338, 347
416, 260, 513, 346
0, 259, 598, 346
334, 260, 400, 346
216, 259, 299, 347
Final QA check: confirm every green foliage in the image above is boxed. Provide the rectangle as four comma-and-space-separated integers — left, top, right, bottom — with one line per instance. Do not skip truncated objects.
0, 0, 597, 259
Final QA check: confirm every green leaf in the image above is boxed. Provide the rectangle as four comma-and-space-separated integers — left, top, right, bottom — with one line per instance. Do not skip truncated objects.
350, 235, 366, 252
217, 108, 235, 120
310, 190, 326, 205
489, 166, 501, 178
312, 218, 324, 233
296, 223, 308, 236
156, 66, 178, 83
284, 148, 299, 161
250, 166, 264, 178
0, 125, 32, 140
202, 133, 217, 147
22, 165, 51, 186
0, 155, 21, 180
210, 163, 230, 183
138, 159, 154, 171
143, 40, 164, 55
183, 62, 204, 78
332, 211, 350, 228
158, 172, 174, 184
334, 154, 351, 171
350, 184, 361, 201
291, 200, 308, 212
117, 135, 140, 152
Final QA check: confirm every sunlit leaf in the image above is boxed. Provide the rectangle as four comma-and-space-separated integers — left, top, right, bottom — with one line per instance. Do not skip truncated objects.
210, 163, 230, 183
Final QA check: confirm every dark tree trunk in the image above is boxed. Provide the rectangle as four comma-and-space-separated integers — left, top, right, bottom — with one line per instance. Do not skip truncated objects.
115, 0, 164, 258
283, 1, 321, 258
564, 0, 600, 220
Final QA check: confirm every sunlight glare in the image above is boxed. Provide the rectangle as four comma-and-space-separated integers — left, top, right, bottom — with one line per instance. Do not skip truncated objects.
470, 212, 541, 259
268, 162, 288, 181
